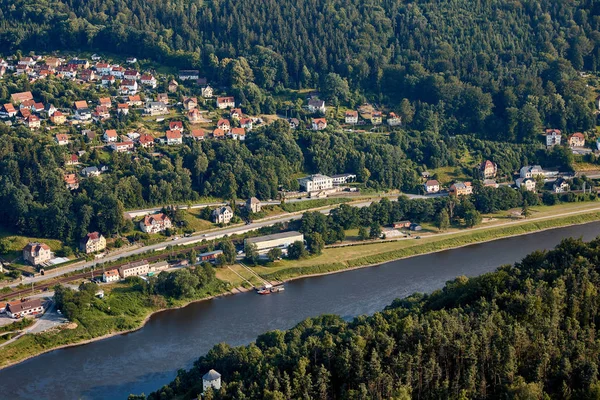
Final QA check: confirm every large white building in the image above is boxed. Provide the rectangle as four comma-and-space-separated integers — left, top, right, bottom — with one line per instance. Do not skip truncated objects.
211, 206, 233, 224
118, 260, 150, 278
297, 174, 333, 192
140, 213, 172, 233
244, 231, 304, 253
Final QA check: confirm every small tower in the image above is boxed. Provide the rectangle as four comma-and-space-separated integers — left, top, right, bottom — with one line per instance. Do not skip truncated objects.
202, 369, 221, 393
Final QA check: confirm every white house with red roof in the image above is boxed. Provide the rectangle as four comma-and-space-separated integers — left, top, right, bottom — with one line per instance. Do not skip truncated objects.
140, 213, 172, 233
216, 97, 235, 109
103, 129, 118, 142
165, 130, 183, 145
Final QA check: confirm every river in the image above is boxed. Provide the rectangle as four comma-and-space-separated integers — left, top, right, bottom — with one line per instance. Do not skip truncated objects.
3, 222, 600, 399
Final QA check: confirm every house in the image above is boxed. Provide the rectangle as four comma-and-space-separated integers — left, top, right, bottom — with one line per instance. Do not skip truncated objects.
201, 85, 213, 98
20, 99, 36, 111
183, 97, 198, 110
246, 197, 261, 213
127, 95, 142, 107
230, 108, 242, 119
93, 106, 110, 121
22, 242, 52, 265
166, 130, 183, 145
79, 69, 96, 82
81, 166, 101, 177
240, 118, 253, 131
229, 127, 246, 140
56, 65, 77, 78
25, 115, 41, 129
449, 181, 473, 196
144, 101, 168, 116
198, 250, 223, 262
117, 103, 129, 115
308, 98, 326, 113
103, 269, 120, 283
18, 57, 36, 67
120, 79, 138, 95
95, 63, 112, 74
545, 129, 562, 147
45, 57, 62, 68
0, 103, 17, 118
424, 180, 440, 194
387, 112, 402, 126
331, 173, 357, 185
11, 91, 34, 104
213, 128, 226, 139
67, 59, 89, 69
187, 108, 203, 123
99, 97, 112, 108
110, 66, 125, 78
64, 173, 79, 190
569, 132, 585, 148
138, 133, 155, 147
19, 108, 31, 119
211, 206, 234, 224
217, 119, 231, 132
190, 129, 206, 141
216, 96, 235, 109
169, 121, 184, 132
119, 260, 150, 278
126, 57, 137, 64
124, 70, 140, 81
345, 110, 358, 124
55, 134, 69, 146
480, 160, 497, 179
553, 178, 570, 193
392, 221, 412, 229
202, 370, 222, 394
519, 165, 544, 179
157, 93, 169, 103
168, 79, 179, 93
289, 118, 300, 129
66, 154, 79, 166
6, 298, 44, 319
371, 111, 382, 125
140, 213, 172, 233
74, 100, 91, 120
80, 232, 107, 254
179, 70, 200, 81
103, 129, 118, 142
298, 174, 333, 192
74, 99, 88, 109
110, 141, 135, 152
50, 111, 66, 125
101, 75, 115, 85
516, 177, 536, 191
140, 74, 157, 88
312, 118, 327, 131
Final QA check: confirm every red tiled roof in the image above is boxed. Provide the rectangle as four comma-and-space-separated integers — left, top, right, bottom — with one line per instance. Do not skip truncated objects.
165, 130, 181, 139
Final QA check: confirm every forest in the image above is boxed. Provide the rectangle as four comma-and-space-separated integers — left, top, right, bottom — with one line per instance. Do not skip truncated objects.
0, 112, 557, 246
139, 237, 600, 399
1, 0, 600, 139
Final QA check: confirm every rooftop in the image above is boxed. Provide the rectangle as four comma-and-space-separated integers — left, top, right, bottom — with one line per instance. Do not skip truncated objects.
245, 231, 304, 244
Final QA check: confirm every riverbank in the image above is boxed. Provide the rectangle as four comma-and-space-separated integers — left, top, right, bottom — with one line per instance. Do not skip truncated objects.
2, 206, 600, 371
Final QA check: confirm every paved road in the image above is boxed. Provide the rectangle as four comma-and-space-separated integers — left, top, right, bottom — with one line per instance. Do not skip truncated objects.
2, 193, 446, 290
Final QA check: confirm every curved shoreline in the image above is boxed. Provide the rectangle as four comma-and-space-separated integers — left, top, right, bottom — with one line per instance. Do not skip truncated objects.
1, 214, 600, 371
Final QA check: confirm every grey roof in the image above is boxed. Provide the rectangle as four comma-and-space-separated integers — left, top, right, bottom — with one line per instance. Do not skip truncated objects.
245, 231, 304, 245
199, 250, 223, 257
247, 197, 260, 204
203, 369, 221, 381
308, 98, 325, 107
212, 206, 233, 216
81, 166, 99, 174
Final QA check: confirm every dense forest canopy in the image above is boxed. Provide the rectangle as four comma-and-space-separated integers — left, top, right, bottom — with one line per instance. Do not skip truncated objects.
143, 237, 600, 399
1, 0, 600, 138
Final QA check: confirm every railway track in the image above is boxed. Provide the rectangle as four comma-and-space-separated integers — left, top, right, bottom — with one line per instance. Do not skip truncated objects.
0, 239, 243, 302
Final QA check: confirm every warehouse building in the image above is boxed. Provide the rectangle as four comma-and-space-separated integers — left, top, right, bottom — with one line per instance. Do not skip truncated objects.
244, 231, 304, 253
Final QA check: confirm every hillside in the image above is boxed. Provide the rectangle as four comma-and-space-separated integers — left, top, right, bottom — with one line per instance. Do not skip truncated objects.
143, 237, 600, 399
1, 0, 600, 139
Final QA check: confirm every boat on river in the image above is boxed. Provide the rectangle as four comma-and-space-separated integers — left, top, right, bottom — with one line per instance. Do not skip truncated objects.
256, 284, 285, 295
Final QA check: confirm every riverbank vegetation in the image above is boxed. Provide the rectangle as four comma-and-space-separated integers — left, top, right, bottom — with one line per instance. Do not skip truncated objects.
146, 237, 600, 399
0, 264, 225, 369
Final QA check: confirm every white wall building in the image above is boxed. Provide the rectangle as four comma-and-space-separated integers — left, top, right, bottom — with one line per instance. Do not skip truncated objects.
298, 174, 333, 192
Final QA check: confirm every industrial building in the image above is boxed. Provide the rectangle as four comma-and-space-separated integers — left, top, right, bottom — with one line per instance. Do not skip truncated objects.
244, 231, 304, 253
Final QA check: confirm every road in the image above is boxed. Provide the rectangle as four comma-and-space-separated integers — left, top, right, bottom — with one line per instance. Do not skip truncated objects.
0, 199, 378, 289
1, 193, 447, 291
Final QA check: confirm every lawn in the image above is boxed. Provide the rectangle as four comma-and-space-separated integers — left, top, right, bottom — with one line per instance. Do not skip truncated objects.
428, 166, 469, 184
0, 227, 65, 263
181, 210, 215, 232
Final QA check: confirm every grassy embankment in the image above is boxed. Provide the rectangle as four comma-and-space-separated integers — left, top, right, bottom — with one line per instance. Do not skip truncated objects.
221, 207, 600, 285
0, 280, 227, 369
